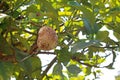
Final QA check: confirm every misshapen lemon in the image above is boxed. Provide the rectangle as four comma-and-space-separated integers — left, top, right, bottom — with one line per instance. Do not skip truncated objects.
37, 26, 58, 50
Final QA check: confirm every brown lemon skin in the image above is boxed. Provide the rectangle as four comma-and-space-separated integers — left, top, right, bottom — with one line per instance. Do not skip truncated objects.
37, 26, 58, 50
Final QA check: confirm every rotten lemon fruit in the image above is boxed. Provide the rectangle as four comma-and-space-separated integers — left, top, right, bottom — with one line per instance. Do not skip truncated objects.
37, 26, 58, 50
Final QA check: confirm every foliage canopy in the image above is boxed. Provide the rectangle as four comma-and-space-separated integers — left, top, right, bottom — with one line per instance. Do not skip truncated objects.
0, 0, 120, 80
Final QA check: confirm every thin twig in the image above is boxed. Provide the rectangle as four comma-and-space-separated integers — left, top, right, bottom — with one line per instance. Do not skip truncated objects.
19, 51, 55, 65
37, 52, 55, 55
19, 54, 35, 62
79, 61, 105, 68
91, 45, 119, 49
23, 29, 37, 35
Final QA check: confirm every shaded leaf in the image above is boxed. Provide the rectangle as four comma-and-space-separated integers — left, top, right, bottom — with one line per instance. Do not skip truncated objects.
109, 7, 120, 14
0, 62, 14, 80
35, 0, 41, 4
71, 40, 99, 53
40, 0, 58, 18
30, 57, 41, 78
0, 35, 14, 55
56, 48, 71, 65
15, 48, 41, 78
0, 62, 9, 80
93, 23, 102, 34
104, 37, 116, 45
88, 51, 93, 58
15, 48, 32, 72
67, 65, 81, 75
67, 1, 80, 7
114, 32, 120, 40
11, 11, 20, 18
83, 18, 93, 34
14, 34, 30, 50
27, 4, 39, 13
53, 63, 63, 75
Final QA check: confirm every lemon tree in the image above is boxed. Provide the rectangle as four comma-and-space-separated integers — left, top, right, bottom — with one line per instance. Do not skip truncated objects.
0, 0, 120, 80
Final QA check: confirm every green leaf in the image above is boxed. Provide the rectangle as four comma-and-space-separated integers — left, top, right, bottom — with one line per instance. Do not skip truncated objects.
0, 28, 2, 34
27, 4, 39, 13
14, 0, 24, 8
15, 48, 28, 61
40, 0, 58, 18
97, 57, 105, 64
85, 67, 91, 75
14, 34, 30, 50
11, 11, 20, 18
90, 0, 99, 5
113, 24, 120, 33
71, 40, 99, 53
0, 62, 9, 80
67, 1, 80, 7
109, 7, 120, 14
83, 18, 93, 34
0, 35, 14, 55
0, 62, 14, 80
68, 1, 95, 26
53, 63, 63, 75
35, 0, 41, 4
28, 13, 37, 19
104, 37, 116, 45
68, 1, 95, 28
30, 57, 41, 78
70, 75, 85, 80
96, 31, 109, 41
15, 48, 41, 78
93, 23, 102, 34
15, 48, 32, 72
67, 65, 81, 75
0, 17, 10, 30
88, 51, 93, 58
114, 32, 120, 40
56, 48, 71, 65
81, 0, 91, 7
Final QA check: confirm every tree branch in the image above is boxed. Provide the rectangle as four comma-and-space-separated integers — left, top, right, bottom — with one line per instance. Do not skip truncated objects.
23, 29, 37, 35
13, 0, 27, 12
37, 52, 55, 55
71, 57, 102, 68
20, 51, 55, 62
39, 56, 57, 79
91, 45, 119, 49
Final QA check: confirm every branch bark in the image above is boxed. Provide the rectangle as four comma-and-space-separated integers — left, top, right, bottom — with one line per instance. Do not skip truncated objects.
39, 56, 57, 80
